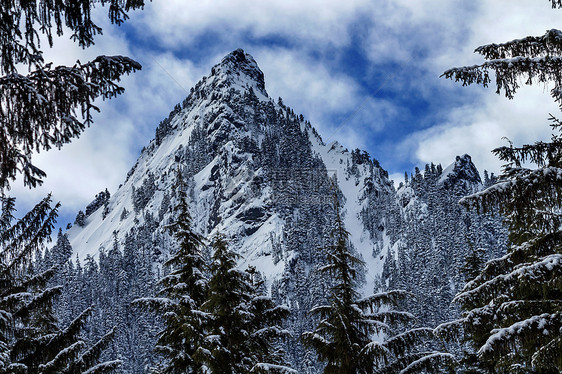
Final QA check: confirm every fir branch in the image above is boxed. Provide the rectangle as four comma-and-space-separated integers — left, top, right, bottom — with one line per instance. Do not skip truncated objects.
475, 29, 562, 60
442, 54, 562, 107
0, 57, 141, 189
398, 352, 456, 374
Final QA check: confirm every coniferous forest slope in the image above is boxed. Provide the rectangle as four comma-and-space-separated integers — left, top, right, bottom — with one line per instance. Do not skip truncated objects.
48, 50, 509, 372
3, 1, 560, 373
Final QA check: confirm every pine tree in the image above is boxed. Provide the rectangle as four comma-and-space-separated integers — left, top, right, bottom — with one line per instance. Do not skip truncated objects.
439, 4, 562, 372
196, 235, 293, 374
437, 121, 562, 374
120, 230, 158, 373
196, 235, 249, 373
0, 195, 121, 373
302, 193, 452, 373
442, 2, 562, 108
134, 168, 207, 373
0, 195, 59, 372
244, 266, 293, 373
301, 195, 372, 373
74, 211, 86, 227
120, 208, 129, 221
460, 246, 487, 283
0, 0, 144, 190
45, 229, 75, 325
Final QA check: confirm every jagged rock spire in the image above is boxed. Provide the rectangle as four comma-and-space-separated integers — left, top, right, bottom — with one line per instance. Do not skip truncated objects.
208, 49, 267, 96
440, 154, 482, 191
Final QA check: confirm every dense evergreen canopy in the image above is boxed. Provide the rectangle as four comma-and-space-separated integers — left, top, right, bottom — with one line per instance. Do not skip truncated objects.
197, 236, 292, 373
448, 122, 562, 374
0, 195, 120, 373
303, 193, 452, 373
440, 3, 562, 372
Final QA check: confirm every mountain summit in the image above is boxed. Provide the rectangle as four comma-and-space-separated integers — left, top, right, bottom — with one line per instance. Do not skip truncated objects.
209, 48, 267, 94
439, 154, 482, 191
65, 50, 506, 373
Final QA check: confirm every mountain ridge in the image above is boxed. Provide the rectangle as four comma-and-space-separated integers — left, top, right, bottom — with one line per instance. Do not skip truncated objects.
63, 49, 506, 372
67, 47, 489, 293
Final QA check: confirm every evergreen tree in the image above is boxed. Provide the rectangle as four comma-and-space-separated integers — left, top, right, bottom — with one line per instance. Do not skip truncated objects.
196, 235, 293, 374
120, 208, 129, 221
440, 4, 562, 372
0, 195, 59, 371
0, 1, 145, 190
302, 194, 451, 373
442, 2, 562, 108
438, 121, 562, 374
74, 211, 86, 227
244, 266, 293, 373
302, 195, 373, 373
135, 169, 207, 373
0, 195, 120, 373
44, 229, 75, 325
120, 230, 158, 373
460, 247, 487, 283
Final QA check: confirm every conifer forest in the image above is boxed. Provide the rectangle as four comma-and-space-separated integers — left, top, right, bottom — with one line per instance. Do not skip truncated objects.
0, 1, 561, 373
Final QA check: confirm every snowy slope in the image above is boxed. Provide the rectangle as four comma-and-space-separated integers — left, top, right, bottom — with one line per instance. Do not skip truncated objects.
66, 49, 493, 303
60, 49, 510, 374
67, 49, 391, 291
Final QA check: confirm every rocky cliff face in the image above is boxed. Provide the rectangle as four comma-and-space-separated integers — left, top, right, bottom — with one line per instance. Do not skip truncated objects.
65, 49, 506, 372
68, 49, 394, 292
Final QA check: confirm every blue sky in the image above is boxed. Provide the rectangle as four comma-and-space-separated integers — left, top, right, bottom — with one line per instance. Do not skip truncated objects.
11, 0, 562, 227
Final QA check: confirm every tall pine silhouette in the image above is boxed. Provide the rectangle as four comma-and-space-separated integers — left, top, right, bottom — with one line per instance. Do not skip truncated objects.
196, 235, 292, 373
303, 192, 452, 373
440, 2, 562, 372
135, 168, 207, 373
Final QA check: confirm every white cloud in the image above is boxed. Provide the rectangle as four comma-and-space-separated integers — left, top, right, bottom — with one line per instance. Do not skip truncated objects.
133, 0, 371, 49
430, 0, 560, 73
366, 0, 562, 175
9, 0, 562, 223
10, 115, 136, 212
408, 86, 558, 174
253, 47, 400, 150
9, 15, 210, 222
257, 48, 357, 109
362, 0, 560, 68
255, 48, 362, 142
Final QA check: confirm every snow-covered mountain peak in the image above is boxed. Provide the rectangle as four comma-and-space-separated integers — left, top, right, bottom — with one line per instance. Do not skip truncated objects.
63, 51, 505, 371
59, 48, 511, 373
439, 154, 482, 191
204, 49, 267, 98
147, 50, 274, 162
